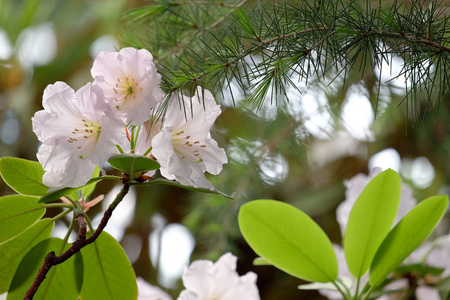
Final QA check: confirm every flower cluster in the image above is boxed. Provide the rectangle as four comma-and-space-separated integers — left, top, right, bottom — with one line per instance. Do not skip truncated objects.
32, 47, 227, 190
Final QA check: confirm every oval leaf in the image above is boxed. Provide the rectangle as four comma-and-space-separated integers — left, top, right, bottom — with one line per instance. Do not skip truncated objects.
79, 231, 138, 300
0, 219, 54, 293
369, 195, 449, 287
239, 199, 338, 283
7, 237, 83, 300
0, 195, 45, 244
39, 176, 108, 204
108, 153, 160, 176
0, 157, 48, 196
344, 169, 401, 278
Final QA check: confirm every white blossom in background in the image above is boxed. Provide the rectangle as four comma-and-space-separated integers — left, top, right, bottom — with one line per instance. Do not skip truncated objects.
32, 81, 126, 189
151, 88, 227, 190
178, 253, 260, 300
137, 277, 172, 300
91, 47, 165, 125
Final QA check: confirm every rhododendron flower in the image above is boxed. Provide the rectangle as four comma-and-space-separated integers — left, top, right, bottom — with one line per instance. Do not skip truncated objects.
177, 253, 260, 300
91, 47, 165, 125
137, 277, 172, 300
32, 81, 126, 189
151, 88, 227, 190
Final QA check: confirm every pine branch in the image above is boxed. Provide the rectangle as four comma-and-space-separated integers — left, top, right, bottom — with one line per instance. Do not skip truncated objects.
124, 0, 450, 119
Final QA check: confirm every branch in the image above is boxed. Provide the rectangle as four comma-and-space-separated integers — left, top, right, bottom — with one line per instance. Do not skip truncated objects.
24, 179, 131, 300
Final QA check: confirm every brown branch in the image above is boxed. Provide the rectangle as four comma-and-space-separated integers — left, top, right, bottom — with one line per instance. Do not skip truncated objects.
24, 180, 130, 300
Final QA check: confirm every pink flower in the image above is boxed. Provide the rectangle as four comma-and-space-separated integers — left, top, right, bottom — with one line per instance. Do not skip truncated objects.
151, 88, 227, 189
91, 47, 165, 125
32, 81, 126, 189
137, 277, 172, 300
177, 253, 260, 300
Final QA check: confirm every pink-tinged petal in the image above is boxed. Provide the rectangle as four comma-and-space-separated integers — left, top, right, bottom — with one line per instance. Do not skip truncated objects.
136, 277, 172, 300
153, 126, 215, 189
415, 286, 440, 300
150, 88, 226, 189
32, 81, 126, 189
178, 253, 260, 300
181, 260, 216, 299
91, 47, 164, 125
221, 272, 259, 300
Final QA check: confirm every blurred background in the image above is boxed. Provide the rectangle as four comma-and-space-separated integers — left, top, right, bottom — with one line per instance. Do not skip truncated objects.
0, 0, 449, 299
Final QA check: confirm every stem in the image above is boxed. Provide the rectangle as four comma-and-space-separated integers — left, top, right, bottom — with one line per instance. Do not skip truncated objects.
116, 144, 124, 154
354, 277, 361, 300
59, 213, 76, 254
361, 285, 376, 300
332, 279, 351, 300
51, 209, 72, 222
44, 203, 72, 209
24, 179, 131, 300
82, 210, 95, 233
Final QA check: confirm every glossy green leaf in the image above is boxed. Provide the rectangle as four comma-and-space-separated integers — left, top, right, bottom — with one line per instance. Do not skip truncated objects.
7, 237, 83, 300
138, 177, 233, 199
239, 199, 338, 283
344, 169, 401, 279
0, 157, 48, 196
39, 177, 106, 204
0, 219, 53, 293
79, 231, 138, 300
369, 195, 449, 287
0, 195, 45, 244
108, 153, 160, 176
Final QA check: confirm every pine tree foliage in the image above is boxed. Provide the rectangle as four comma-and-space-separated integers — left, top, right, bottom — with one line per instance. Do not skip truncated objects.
123, 0, 450, 119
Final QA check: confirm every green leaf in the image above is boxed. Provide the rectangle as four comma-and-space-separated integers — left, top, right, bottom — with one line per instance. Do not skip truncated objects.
395, 263, 444, 277
238, 199, 338, 283
79, 231, 138, 300
253, 257, 272, 266
369, 195, 449, 287
39, 176, 109, 204
0, 195, 45, 244
108, 153, 160, 176
0, 219, 53, 293
138, 177, 233, 199
344, 169, 401, 279
80, 167, 100, 199
7, 237, 83, 300
0, 157, 48, 196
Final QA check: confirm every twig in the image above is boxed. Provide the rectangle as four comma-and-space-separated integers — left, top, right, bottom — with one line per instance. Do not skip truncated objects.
23, 179, 131, 300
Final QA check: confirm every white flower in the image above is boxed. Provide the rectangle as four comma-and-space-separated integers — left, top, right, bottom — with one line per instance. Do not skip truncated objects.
137, 277, 172, 300
177, 253, 260, 300
32, 81, 126, 189
91, 47, 165, 125
151, 88, 227, 190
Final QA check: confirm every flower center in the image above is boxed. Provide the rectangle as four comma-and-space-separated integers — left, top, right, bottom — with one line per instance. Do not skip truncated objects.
112, 76, 143, 110
172, 130, 206, 163
67, 119, 102, 159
